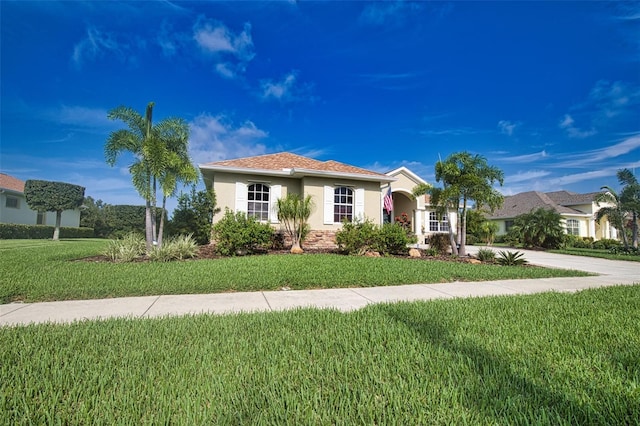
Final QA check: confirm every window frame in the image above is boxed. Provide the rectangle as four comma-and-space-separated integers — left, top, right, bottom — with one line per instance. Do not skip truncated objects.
428, 211, 449, 232
333, 186, 354, 223
566, 219, 580, 236
247, 183, 270, 222
5, 196, 19, 209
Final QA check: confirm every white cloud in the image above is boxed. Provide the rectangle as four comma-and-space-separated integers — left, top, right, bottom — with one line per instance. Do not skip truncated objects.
558, 114, 597, 138
499, 150, 548, 163
359, 1, 422, 26
72, 26, 122, 68
189, 114, 269, 164
261, 72, 297, 101
505, 170, 551, 184
587, 80, 640, 121
193, 18, 255, 78
554, 134, 640, 168
46, 105, 118, 132
259, 71, 316, 103
497, 120, 519, 136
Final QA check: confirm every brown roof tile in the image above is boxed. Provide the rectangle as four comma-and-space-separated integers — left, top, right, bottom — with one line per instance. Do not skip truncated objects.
203, 152, 386, 177
0, 173, 25, 193
489, 191, 585, 219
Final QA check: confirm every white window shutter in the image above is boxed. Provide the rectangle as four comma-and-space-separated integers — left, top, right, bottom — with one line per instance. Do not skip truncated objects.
355, 188, 365, 221
235, 182, 247, 213
323, 185, 334, 225
270, 185, 281, 223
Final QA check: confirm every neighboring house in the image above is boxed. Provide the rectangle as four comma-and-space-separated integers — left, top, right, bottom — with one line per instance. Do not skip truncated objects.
0, 173, 81, 227
199, 152, 396, 248
488, 190, 618, 240
384, 167, 457, 244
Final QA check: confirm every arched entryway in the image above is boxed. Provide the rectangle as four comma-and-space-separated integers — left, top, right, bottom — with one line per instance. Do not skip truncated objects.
388, 190, 417, 233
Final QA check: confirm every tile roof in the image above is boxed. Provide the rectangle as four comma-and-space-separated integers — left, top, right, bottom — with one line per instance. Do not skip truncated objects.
0, 173, 25, 193
202, 152, 387, 177
489, 190, 598, 219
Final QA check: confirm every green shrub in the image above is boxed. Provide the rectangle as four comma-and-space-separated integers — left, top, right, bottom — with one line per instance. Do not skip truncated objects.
593, 238, 622, 250
424, 247, 439, 256
102, 233, 146, 262
335, 218, 379, 255
0, 224, 94, 239
376, 223, 417, 255
496, 250, 528, 266
427, 233, 451, 255
212, 209, 274, 256
149, 234, 199, 262
335, 220, 416, 256
476, 248, 496, 262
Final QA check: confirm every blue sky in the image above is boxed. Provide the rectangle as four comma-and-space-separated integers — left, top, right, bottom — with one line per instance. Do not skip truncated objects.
2, 1, 639, 214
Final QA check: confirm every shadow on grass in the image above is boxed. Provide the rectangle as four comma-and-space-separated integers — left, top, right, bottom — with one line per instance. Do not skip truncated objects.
382, 303, 635, 425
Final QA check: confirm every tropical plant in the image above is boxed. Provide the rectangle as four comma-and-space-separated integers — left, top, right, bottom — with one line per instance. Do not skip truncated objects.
276, 193, 314, 253
167, 186, 220, 245
595, 168, 640, 249
507, 208, 566, 249
413, 152, 504, 256
496, 250, 528, 266
23, 180, 85, 240
105, 102, 198, 253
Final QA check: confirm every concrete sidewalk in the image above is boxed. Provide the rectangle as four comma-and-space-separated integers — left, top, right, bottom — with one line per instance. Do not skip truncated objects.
2, 248, 638, 326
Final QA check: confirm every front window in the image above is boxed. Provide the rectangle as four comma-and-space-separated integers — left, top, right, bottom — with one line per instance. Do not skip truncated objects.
429, 211, 449, 232
566, 219, 580, 236
5, 196, 19, 209
247, 183, 270, 221
334, 187, 353, 223
37, 211, 46, 225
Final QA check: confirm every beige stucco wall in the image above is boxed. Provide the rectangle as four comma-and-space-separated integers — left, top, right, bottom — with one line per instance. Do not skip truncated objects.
206, 171, 382, 231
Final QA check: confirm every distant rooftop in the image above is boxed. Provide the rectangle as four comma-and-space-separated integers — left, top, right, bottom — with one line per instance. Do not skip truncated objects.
0, 173, 25, 193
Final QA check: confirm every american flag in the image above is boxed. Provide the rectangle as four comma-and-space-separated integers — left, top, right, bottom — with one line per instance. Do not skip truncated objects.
383, 187, 393, 214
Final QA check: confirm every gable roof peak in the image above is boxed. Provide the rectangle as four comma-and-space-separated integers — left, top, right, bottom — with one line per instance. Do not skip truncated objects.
0, 172, 25, 193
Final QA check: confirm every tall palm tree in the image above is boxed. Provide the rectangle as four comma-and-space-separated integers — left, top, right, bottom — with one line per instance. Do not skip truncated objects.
596, 168, 640, 248
105, 102, 196, 252
433, 152, 504, 256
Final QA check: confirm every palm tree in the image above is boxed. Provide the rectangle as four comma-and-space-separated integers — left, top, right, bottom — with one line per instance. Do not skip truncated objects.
432, 152, 504, 256
105, 102, 196, 252
596, 168, 640, 248
276, 193, 314, 253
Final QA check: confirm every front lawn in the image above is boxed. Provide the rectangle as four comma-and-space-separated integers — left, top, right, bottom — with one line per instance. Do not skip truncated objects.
2, 285, 638, 424
550, 247, 640, 262
0, 239, 591, 303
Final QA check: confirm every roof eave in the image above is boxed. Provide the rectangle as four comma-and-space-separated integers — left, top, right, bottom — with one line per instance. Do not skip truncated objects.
198, 164, 396, 183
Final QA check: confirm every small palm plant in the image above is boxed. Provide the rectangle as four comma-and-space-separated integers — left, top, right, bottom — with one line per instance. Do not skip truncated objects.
496, 250, 528, 266
276, 194, 314, 254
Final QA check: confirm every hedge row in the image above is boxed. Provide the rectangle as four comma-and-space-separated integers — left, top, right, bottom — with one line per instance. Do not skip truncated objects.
0, 224, 94, 239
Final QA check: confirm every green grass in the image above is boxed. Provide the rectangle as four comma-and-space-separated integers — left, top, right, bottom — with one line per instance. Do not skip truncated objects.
0, 239, 591, 303
550, 247, 640, 262
2, 285, 639, 424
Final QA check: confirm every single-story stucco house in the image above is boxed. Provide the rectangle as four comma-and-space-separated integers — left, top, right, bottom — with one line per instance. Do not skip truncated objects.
0, 173, 81, 227
199, 152, 456, 248
488, 190, 618, 240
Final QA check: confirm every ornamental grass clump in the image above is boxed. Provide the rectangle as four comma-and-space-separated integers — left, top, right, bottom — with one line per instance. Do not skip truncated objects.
102, 232, 146, 262
149, 234, 199, 262
476, 248, 496, 263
